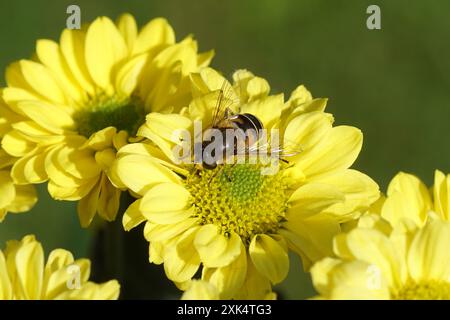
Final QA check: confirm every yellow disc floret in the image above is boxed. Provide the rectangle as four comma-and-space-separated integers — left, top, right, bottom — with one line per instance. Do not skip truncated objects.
186, 163, 290, 244
393, 280, 450, 300
73, 94, 145, 138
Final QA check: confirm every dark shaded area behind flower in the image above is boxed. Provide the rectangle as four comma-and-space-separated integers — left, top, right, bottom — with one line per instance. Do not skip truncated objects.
0, 0, 449, 299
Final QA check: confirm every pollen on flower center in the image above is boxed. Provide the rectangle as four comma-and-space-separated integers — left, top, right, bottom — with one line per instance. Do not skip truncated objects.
73, 94, 146, 138
393, 280, 450, 300
185, 163, 290, 245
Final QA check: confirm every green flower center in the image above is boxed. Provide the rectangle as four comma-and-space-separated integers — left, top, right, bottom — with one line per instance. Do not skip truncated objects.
393, 280, 450, 300
185, 163, 290, 245
74, 94, 146, 138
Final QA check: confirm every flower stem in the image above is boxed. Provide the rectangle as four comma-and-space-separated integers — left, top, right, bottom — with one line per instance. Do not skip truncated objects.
89, 192, 180, 299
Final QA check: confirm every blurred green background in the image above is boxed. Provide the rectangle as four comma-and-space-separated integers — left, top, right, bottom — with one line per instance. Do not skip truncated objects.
0, 0, 449, 299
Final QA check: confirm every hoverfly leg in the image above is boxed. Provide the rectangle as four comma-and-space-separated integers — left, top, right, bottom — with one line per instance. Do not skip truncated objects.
207, 165, 224, 184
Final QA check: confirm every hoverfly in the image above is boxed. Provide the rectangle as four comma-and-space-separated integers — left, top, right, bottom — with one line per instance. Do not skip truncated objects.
197, 77, 301, 170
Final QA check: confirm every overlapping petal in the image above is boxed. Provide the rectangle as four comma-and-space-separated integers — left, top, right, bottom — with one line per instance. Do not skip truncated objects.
0, 235, 119, 300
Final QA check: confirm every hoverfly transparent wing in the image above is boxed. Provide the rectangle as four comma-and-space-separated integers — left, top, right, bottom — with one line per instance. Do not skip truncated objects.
237, 134, 303, 159
277, 136, 304, 157
211, 80, 227, 127
211, 79, 240, 127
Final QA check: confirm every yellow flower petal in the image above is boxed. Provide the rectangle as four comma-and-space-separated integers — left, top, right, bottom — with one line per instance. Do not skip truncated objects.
5, 61, 36, 95
144, 218, 198, 242
112, 130, 128, 150
95, 148, 116, 171
115, 53, 149, 97
0, 150, 15, 170
181, 280, 220, 300
140, 183, 193, 224
283, 111, 332, 153
149, 241, 164, 265
295, 126, 363, 180
201, 241, 247, 299
11, 121, 62, 144
1, 130, 35, 157
319, 169, 380, 221
2, 88, 42, 114
0, 171, 15, 210
0, 251, 12, 299
310, 257, 340, 296
141, 61, 182, 112
116, 13, 137, 50
249, 234, 289, 284
281, 213, 340, 270
122, 199, 145, 231
407, 220, 450, 281
56, 280, 120, 300
15, 100, 75, 134
36, 39, 85, 103
113, 153, 181, 196
77, 179, 101, 228
56, 143, 101, 180
59, 29, 95, 95
164, 227, 201, 283
382, 172, 432, 227
234, 258, 273, 299
44, 249, 74, 273
18, 60, 67, 104
11, 151, 47, 184
355, 213, 392, 236
197, 50, 215, 68
43, 249, 75, 299
47, 179, 96, 201
117, 142, 189, 176
133, 17, 175, 55
287, 183, 345, 219
97, 175, 121, 222
45, 145, 89, 188
240, 94, 283, 129
15, 241, 44, 299
189, 69, 217, 96
433, 170, 449, 221
292, 98, 328, 115
6, 184, 37, 213
286, 84, 313, 108
194, 225, 242, 268
328, 260, 389, 299
85, 17, 128, 91
137, 113, 192, 159
345, 228, 405, 289
82, 126, 115, 150
246, 76, 270, 101
187, 91, 220, 127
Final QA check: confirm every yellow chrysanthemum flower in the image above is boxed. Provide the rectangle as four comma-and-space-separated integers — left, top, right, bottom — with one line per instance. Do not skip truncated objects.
0, 14, 213, 226
311, 170, 450, 300
311, 218, 450, 299
379, 170, 449, 227
0, 99, 37, 221
113, 68, 379, 299
0, 235, 119, 299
